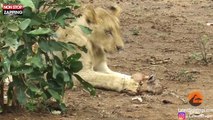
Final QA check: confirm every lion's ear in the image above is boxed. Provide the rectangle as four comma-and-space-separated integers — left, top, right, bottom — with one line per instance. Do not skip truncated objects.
83, 5, 98, 24
108, 5, 122, 17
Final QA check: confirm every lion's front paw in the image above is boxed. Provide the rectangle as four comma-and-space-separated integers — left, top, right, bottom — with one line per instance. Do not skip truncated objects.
122, 79, 139, 95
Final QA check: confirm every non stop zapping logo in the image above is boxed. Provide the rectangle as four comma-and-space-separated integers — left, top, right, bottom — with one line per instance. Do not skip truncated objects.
2, 4, 24, 15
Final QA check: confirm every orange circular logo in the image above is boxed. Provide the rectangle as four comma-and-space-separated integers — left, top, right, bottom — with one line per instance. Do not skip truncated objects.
188, 91, 203, 106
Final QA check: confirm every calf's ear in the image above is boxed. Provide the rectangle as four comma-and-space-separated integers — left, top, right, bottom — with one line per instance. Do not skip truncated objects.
108, 4, 122, 17
83, 5, 98, 24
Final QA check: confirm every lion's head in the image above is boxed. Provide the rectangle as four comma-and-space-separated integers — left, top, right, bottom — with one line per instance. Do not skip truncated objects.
81, 5, 124, 53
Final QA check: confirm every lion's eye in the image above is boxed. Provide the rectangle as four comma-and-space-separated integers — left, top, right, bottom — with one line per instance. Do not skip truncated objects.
105, 29, 112, 36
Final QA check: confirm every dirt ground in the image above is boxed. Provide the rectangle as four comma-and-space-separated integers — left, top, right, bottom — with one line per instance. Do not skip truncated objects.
1, 0, 213, 119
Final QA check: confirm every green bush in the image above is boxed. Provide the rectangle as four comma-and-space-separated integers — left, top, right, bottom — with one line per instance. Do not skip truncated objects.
0, 0, 95, 113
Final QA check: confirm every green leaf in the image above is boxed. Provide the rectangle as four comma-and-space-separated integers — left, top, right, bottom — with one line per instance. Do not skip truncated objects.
53, 66, 71, 83
19, 19, 31, 30
38, 40, 50, 52
30, 15, 43, 26
26, 102, 37, 111
58, 42, 75, 51
20, 0, 36, 11
55, 8, 72, 28
48, 78, 64, 95
11, 65, 33, 75
32, 0, 45, 9
53, 64, 63, 79
7, 23, 19, 32
28, 69, 43, 80
46, 9, 57, 21
27, 83, 41, 94
53, 55, 63, 66
55, 16, 67, 28
59, 103, 66, 112
22, 7, 33, 18
67, 53, 81, 61
47, 89, 61, 102
74, 74, 96, 96
4, 34, 19, 49
2, 58, 11, 73
27, 28, 52, 35
39, 40, 75, 52
48, 41, 63, 51
66, 76, 73, 89
70, 61, 83, 73
79, 25, 92, 35
55, 8, 71, 19
12, 47, 28, 62
17, 88, 27, 105
61, 71, 70, 82
30, 54, 43, 68
53, 74, 65, 87
52, 55, 71, 82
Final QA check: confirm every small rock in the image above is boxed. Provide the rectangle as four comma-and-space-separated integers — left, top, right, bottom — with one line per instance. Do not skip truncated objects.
51, 110, 61, 115
162, 99, 173, 104
132, 96, 143, 103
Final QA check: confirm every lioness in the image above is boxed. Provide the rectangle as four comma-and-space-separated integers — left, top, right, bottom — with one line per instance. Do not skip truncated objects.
56, 5, 162, 94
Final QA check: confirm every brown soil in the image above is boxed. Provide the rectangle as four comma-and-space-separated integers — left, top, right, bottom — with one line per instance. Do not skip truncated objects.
1, 0, 213, 120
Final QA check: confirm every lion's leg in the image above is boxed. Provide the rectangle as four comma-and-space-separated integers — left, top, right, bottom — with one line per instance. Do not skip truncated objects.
77, 70, 139, 93
94, 61, 131, 78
